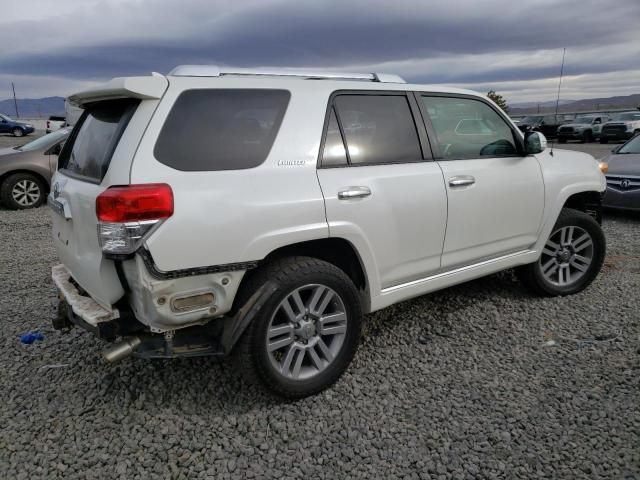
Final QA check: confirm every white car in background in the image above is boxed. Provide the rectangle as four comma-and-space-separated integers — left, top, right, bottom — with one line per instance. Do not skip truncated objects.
46, 115, 66, 134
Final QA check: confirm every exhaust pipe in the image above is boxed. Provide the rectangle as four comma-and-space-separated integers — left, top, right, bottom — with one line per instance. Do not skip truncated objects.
103, 337, 142, 363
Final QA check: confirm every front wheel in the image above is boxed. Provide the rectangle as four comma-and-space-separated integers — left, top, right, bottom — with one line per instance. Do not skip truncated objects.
234, 257, 362, 398
517, 208, 605, 296
0, 172, 46, 209
12, 127, 24, 137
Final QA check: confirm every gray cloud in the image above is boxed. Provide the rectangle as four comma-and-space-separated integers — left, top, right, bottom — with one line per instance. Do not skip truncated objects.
2, 0, 639, 102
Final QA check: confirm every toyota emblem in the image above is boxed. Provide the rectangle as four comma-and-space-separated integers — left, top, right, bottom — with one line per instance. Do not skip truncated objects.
620, 179, 631, 189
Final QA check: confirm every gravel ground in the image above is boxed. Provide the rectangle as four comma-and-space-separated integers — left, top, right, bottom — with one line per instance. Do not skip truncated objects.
1, 204, 639, 479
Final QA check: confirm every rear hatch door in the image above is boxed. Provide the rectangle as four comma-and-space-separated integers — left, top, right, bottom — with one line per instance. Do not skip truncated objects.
50, 76, 167, 309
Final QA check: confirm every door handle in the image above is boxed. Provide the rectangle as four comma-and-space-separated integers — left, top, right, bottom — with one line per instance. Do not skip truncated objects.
448, 175, 475, 187
338, 186, 371, 200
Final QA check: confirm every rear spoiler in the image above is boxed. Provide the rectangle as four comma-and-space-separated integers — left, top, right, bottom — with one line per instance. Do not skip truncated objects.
67, 74, 168, 108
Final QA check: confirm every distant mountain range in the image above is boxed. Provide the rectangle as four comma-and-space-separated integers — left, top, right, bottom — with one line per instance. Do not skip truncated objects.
510, 94, 640, 114
1, 92, 639, 118
0, 96, 65, 118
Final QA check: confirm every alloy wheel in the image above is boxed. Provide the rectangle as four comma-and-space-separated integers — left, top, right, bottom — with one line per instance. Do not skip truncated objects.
12, 180, 41, 207
539, 226, 594, 286
266, 284, 348, 381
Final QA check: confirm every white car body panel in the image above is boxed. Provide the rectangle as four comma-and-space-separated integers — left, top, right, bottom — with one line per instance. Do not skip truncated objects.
49, 70, 606, 330
438, 155, 544, 268
318, 162, 448, 291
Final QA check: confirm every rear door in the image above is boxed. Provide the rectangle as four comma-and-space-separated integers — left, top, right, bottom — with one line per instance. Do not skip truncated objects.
417, 94, 544, 269
316, 91, 447, 292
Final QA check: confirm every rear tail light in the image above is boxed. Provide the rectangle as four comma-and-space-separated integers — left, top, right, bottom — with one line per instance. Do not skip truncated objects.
96, 184, 173, 256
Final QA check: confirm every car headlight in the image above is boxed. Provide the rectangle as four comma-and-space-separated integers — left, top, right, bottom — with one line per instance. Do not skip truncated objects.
599, 162, 608, 173
25, 124, 33, 128
626, 124, 633, 131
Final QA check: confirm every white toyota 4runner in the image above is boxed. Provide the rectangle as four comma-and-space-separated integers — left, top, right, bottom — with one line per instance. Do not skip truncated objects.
49, 66, 607, 397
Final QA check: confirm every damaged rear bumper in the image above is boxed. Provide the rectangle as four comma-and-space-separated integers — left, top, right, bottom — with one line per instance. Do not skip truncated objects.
51, 263, 277, 360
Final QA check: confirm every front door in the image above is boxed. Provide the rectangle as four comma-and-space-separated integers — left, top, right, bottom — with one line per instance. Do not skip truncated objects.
317, 92, 447, 292
418, 94, 545, 269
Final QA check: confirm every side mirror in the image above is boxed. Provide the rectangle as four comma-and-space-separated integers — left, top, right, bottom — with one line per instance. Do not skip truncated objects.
524, 131, 547, 154
46, 143, 62, 156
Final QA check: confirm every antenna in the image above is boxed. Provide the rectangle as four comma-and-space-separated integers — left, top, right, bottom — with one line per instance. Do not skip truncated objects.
11, 82, 19, 118
550, 48, 566, 156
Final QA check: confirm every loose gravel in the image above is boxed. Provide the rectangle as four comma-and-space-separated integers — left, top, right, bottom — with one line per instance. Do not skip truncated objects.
1, 205, 639, 479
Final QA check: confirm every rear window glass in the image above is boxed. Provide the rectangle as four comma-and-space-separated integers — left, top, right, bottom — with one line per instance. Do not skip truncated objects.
154, 89, 290, 171
333, 94, 422, 165
58, 99, 138, 182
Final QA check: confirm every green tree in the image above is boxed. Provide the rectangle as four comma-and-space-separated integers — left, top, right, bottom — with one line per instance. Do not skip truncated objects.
487, 90, 509, 113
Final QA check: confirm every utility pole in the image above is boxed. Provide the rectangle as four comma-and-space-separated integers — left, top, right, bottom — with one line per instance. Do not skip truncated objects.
11, 82, 19, 118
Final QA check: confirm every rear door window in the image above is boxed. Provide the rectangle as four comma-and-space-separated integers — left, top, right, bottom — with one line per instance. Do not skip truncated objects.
58, 99, 138, 182
331, 94, 423, 166
154, 89, 290, 171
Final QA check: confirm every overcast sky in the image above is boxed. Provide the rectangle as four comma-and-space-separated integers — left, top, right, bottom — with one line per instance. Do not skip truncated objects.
2, 0, 639, 104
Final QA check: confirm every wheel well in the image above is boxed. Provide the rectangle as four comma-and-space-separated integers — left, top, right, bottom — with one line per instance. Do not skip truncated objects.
563, 191, 602, 223
261, 238, 367, 291
0, 170, 50, 194
232, 238, 369, 313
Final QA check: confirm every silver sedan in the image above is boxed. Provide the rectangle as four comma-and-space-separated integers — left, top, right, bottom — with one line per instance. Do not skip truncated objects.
603, 134, 640, 212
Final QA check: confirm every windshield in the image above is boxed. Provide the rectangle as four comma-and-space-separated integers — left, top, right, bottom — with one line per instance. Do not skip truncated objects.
572, 116, 596, 124
17, 129, 69, 152
0, 114, 12, 122
616, 112, 640, 121
618, 135, 640, 154
520, 116, 543, 124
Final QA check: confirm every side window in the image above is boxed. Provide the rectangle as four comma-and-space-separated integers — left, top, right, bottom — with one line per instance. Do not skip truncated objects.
421, 96, 518, 159
154, 89, 290, 171
328, 94, 422, 166
543, 115, 556, 125
321, 107, 348, 167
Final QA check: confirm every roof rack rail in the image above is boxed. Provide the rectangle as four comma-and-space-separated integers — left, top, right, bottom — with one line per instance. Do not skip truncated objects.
168, 65, 406, 83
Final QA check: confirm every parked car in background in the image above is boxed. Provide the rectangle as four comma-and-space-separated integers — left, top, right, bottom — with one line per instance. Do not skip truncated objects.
0, 113, 35, 137
557, 114, 611, 143
517, 114, 563, 139
602, 135, 640, 211
600, 111, 640, 143
0, 128, 69, 209
46, 115, 66, 134
49, 67, 606, 398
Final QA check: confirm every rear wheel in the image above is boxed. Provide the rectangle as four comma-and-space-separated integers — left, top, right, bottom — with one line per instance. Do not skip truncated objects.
234, 256, 362, 398
0, 172, 46, 209
517, 208, 605, 296
12, 127, 24, 137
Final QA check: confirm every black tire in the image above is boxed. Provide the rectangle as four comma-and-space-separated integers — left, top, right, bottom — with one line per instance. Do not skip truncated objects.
600, 137, 608, 144
233, 256, 362, 398
12, 127, 24, 137
0, 172, 46, 209
517, 208, 605, 296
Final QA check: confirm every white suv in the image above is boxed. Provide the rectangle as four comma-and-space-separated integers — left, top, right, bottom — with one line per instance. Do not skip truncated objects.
49, 66, 607, 397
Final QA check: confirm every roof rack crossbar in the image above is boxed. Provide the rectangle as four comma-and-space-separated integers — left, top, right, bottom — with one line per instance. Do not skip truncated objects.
168, 65, 405, 83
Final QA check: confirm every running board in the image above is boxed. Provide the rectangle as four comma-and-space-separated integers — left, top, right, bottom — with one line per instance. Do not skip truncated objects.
371, 250, 537, 312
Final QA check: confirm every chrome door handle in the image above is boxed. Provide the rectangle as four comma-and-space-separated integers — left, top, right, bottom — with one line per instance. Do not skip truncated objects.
338, 186, 371, 200
448, 175, 475, 187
